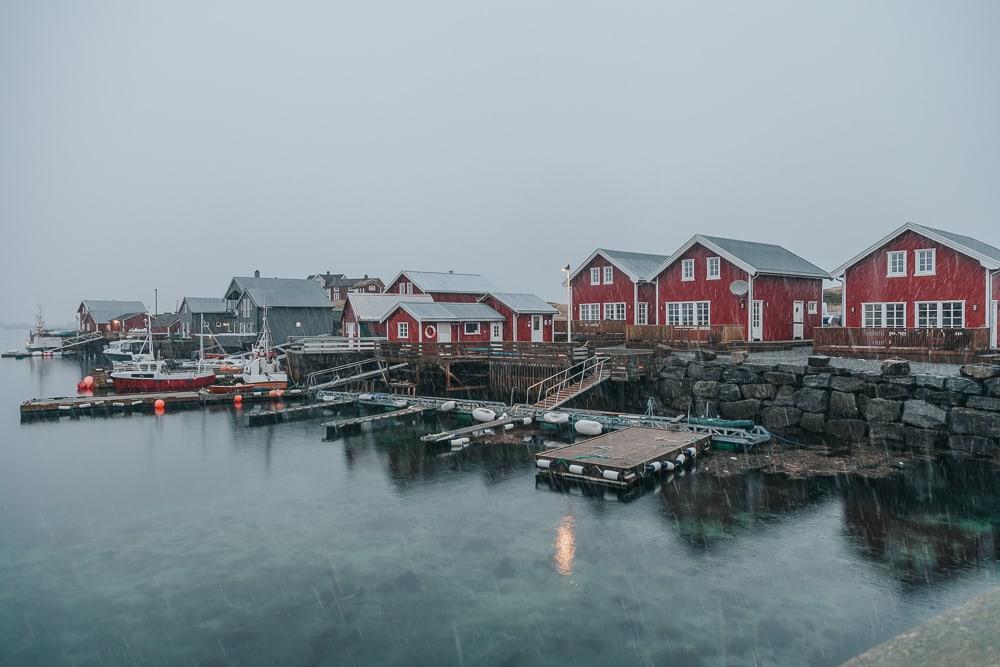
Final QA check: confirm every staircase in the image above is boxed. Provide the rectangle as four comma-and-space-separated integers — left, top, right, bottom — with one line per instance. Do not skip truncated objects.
526, 355, 610, 410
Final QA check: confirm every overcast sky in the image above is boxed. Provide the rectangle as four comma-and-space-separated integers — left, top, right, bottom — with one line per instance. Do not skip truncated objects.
1, 0, 998, 324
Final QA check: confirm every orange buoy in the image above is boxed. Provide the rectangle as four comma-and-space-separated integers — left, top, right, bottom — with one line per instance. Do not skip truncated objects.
268, 389, 277, 398
154, 399, 165, 410
77, 382, 87, 391
233, 394, 243, 404
83, 375, 94, 387
275, 389, 284, 397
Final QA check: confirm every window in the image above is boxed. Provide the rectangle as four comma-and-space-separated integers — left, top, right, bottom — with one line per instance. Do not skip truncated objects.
636, 302, 648, 325
706, 257, 721, 280
463, 322, 480, 335
295, 321, 302, 328
863, 303, 905, 328
590, 268, 601, 285
368, 284, 377, 291
579, 304, 600, 321
917, 301, 964, 328
665, 301, 710, 327
602, 266, 614, 284
240, 298, 252, 317
807, 301, 818, 315
398, 281, 413, 295
491, 322, 502, 339
915, 248, 936, 275
681, 259, 695, 281
887, 251, 906, 277
397, 322, 409, 338
603, 302, 626, 320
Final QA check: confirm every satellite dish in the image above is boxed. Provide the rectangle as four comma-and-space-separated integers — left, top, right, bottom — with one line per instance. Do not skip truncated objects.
729, 280, 749, 296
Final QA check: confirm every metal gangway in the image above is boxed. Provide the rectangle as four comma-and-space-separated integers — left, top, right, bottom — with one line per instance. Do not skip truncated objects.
57, 331, 105, 351
305, 358, 408, 393
520, 355, 611, 410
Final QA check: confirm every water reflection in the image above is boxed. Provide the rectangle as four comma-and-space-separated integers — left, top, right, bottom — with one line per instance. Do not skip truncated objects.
553, 515, 576, 576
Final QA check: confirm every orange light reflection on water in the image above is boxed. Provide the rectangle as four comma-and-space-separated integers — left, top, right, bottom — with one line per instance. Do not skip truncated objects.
553, 515, 576, 576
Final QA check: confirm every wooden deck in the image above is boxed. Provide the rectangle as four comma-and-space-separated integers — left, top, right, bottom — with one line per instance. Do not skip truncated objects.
20, 388, 307, 419
323, 405, 430, 439
535, 427, 710, 488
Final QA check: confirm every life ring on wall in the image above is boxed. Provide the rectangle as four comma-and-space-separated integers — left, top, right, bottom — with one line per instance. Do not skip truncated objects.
424, 324, 437, 339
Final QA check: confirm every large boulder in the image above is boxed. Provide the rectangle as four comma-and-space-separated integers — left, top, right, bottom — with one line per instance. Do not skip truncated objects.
686, 363, 705, 379
829, 391, 859, 419
763, 371, 797, 386
722, 366, 757, 384
694, 349, 717, 362
985, 378, 1000, 397
718, 383, 743, 402
692, 381, 720, 399
830, 376, 867, 393
802, 374, 832, 389
825, 419, 867, 443
945, 377, 982, 395
776, 364, 807, 376
869, 422, 906, 446
730, 349, 749, 364
966, 396, 1000, 412
905, 427, 947, 451
948, 435, 998, 456
901, 399, 948, 429
865, 398, 903, 423
874, 383, 910, 400
913, 388, 965, 407
800, 412, 826, 433
742, 383, 776, 400
720, 399, 762, 420
807, 355, 831, 368
793, 387, 829, 413
658, 378, 685, 400
949, 408, 1000, 438
762, 407, 802, 430
658, 366, 686, 381
880, 358, 911, 376
773, 385, 797, 407
914, 374, 946, 390
960, 364, 1000, 380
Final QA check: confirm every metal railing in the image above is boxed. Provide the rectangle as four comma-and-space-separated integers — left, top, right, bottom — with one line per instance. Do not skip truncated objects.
305, 358, 387, 393
519, 355, 608, 407
814, 327, 991, 352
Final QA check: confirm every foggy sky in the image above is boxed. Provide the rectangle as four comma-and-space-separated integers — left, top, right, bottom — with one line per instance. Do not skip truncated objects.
2, 0, 998, 324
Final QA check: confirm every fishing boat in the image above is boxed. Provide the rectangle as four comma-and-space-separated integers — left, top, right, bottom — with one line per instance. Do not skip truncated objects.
208, 309, 288, 393
103, 337, 154, 363
110, 315, 216, 392
24, 308, 75, 353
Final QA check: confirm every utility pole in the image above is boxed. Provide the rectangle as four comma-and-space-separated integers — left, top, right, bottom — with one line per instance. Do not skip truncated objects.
561, 265, 572, 342
154, 289, 158, 316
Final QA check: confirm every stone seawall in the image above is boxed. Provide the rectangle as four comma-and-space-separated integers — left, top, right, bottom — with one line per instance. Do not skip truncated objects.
650, 353, 1000, 455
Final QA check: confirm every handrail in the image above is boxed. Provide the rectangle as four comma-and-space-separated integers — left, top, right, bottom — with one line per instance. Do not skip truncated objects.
518, 355, 608, 406
305, 358, 384, 392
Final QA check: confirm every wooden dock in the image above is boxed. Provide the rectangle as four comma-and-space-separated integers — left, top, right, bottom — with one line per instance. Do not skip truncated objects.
420, 415, 529, 443
323, 405, 430, 439
535, 427, 711, 488
19, 388, 307, 419
246, 398, 356, 427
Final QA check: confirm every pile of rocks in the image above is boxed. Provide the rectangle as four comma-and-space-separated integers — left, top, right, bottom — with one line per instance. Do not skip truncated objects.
655, 351, 1000, 455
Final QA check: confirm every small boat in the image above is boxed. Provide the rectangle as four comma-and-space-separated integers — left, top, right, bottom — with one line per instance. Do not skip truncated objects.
24, 308, 75, 353
208, 309, 287, 393
103, 337, 154, 363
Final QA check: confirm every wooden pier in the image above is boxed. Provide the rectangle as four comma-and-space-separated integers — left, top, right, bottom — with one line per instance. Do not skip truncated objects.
246, 398, 356, 427
19, 388, 307, 419
535, 427, 711, 488
420, 415, 530, 443
323, 405, 430, 439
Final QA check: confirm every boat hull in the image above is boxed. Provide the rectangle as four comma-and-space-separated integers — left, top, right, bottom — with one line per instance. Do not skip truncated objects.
110, 374, 217, 393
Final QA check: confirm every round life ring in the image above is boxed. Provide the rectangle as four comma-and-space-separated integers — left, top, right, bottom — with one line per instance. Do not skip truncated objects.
424, 324, 437, 339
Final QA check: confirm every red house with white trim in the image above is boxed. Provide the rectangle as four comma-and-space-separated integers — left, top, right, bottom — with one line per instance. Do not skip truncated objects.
381, 302, 506, 343
384, 270, 496, 303
831, 223, 1000, 348
77, 300, 148, 335
341, 293, 433, 338
478, 293, 558, 342
652, 235, 827, 342
569, 249, 667, 326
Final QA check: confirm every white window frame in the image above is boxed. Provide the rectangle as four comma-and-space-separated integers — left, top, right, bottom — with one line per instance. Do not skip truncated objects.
579, 303, 600, 321
807, 301, 818, 315
590, 268, 601, 286
463, 322, 480, 335
862, 302, 905, 328
915, 248, 936, 276
602, 266, 614, 285
665, 301, 710, 327
603, 302, 626, 321
916, 301, 964, 328
887, 251, 906, 278
706, 257, 721, 280
397, 321, 409, 338
681, 259, 695, 282
636, 302, 648, 325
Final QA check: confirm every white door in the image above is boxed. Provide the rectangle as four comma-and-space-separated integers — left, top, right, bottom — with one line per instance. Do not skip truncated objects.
345, 322, 357, 338
531, 315, 543, 342
491, 322, 503, 342
992, 300, 998, 349
792, 301, 804, 340
751, 301, 763, 341
436, 323, 451, 343
636, 302, 648, 325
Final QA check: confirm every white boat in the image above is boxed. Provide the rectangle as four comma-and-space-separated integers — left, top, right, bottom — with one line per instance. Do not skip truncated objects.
241, 309, 288, 385
24, 308, 74, 353
103, 337, 154, 363
109, 313, 215, 392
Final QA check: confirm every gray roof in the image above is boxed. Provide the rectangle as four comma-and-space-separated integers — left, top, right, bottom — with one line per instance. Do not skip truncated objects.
597, 248, 669, 281
915, 224, 1000, 264
309, 273, 382, 289
699, 235, 828, 278
386, 302, 505, 322
227, 276, 332, 308
181, 297, 231, 314
484, 293, 559, 314
397, 270, 496, 294
79, 300, 147, 324
346, 293, 433, 321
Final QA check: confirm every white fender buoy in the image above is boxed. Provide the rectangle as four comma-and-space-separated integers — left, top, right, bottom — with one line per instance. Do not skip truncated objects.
684, 447, 697, 459
568, 464, 585, 475
503, 423, 514, 430
439, 401, 456, 412
574, 419, 603, 436
543, 412, 569, 424
521, 417, 532, 425
131, 401, 143, 407
674, 454, 687, 467
536, 459, 552, 469
602, 469, 620, 482
321, 394, 337, 402
663, 460, 675, 472
358, 393, 374, 400
472, 407, 496, 423
112, 402, 125, 408
648, 461, 662, 473
392, 399, 408, 408
79, 403, 91, 409
450, 437, 470, 447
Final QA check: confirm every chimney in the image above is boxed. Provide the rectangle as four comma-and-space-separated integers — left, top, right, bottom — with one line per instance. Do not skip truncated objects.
364, 274, 368, 279
449, 269, 454, 274
254, 269, 261, 278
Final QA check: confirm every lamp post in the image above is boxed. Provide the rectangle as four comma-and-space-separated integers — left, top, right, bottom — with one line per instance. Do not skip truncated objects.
561, 264, 571, 342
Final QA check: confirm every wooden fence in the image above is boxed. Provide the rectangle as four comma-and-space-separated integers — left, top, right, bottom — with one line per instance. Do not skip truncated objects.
376, 341, 581, 364
814, 327, 991, 352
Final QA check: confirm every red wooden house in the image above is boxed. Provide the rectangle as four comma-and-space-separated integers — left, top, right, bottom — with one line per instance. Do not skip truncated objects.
381, 302, 506, 343
831, 223, 1000, 349
341, 293, 433, 338
652, 235, 827, 342
384, 270, 496, 303
478, 293, 558, 342
77, 300, 148, 335
568, 249, 668, 326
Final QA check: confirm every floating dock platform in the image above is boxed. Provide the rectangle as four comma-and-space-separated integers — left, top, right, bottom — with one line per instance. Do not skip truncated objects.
535, 427, 710, 488
323, 405, 431, 439
20, 388, 307, 419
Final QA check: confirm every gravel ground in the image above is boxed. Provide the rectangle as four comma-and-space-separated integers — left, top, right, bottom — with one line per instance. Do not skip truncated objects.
673, 345, 964, 376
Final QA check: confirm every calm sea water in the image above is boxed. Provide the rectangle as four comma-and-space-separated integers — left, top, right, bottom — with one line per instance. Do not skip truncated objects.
2, 332, 999, 666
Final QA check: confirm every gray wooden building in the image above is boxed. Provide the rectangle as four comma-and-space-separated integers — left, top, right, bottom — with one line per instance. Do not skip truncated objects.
224, 274, 336, 344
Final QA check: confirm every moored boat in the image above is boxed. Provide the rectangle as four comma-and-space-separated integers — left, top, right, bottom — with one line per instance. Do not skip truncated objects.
110, 360, 217, 393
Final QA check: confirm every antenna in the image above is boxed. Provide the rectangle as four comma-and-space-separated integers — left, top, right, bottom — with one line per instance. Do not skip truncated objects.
729, 280, 750, 296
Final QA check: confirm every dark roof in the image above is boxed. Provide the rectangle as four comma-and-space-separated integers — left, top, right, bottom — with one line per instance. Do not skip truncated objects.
391, 270, 496, 294
79, 300, 147, 324
180, 297, 230, 314
309, 273, 384, 290
699, 235, 829, 278
227, 277, 332, 308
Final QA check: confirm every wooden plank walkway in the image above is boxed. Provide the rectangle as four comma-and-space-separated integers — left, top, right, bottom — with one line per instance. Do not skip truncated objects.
535, 427, 710, 488
20, 388, 308, 419
323, 405, 430, 439
420, 415, 528, 443
247, 398, 355, 427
